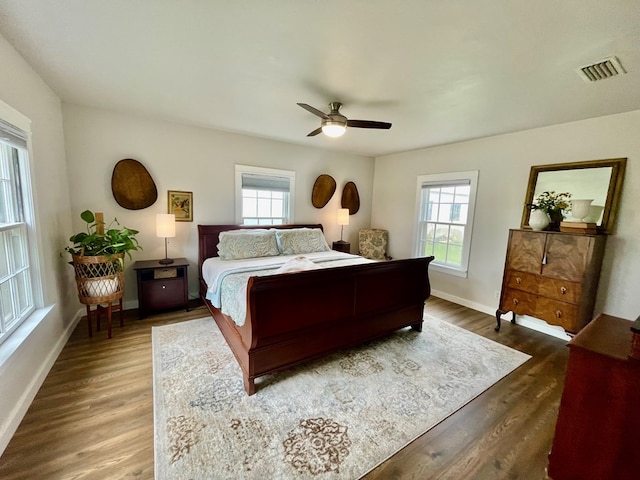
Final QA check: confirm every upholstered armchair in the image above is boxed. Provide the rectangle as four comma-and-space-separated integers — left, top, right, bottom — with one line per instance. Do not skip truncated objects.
358, 228, 390, 260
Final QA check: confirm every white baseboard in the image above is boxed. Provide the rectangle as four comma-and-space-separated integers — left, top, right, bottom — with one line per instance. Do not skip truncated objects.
430, 289, 571, 341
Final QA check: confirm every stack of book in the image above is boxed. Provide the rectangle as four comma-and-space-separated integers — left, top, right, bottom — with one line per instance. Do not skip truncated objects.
559, 221, 597, 234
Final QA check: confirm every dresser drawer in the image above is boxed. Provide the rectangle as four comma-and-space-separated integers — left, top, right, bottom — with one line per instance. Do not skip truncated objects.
537, 277, 581, 304
505, 270, 539, 293
501, 289, 539, 316
501, 289, 579, 332
534, 297, 579, 332
505, 269, 582, 304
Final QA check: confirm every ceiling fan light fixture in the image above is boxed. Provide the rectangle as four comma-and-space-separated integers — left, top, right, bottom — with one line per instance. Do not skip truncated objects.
298, 101, 391, 138
321, 121, 346, 137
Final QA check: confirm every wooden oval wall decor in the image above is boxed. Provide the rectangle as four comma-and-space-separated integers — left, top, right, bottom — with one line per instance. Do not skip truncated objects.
111, 159, 158, 210
311, 174, 336, 208
341, 181, 360, 214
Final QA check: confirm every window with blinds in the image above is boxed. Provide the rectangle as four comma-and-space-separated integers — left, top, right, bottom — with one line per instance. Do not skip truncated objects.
0, 116, 35, 344
414, 171, 478, 276
235, 165, 295, 225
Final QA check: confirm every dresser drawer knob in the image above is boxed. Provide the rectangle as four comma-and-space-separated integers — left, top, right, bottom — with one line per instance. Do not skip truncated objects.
516, 277, 522, 284
556, 310, 562, 318
513, 298, 519, 306
560, 287, 567, 295
162, 285, 166, 289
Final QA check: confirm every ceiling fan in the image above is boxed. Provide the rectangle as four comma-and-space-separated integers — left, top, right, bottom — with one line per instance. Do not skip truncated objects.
297, 102, 392, 138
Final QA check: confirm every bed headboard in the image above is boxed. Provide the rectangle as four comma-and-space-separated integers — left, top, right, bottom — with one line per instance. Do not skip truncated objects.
197, 224, 324, 275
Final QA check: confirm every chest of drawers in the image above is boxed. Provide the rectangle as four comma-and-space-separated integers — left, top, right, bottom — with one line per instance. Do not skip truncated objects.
495, 229, 606, 334
548, 314, 640, 479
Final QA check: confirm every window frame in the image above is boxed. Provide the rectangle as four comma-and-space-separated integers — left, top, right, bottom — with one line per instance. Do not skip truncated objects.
0, 100, 42, 346
234, 164, 295, 225
413, 170, 479, 278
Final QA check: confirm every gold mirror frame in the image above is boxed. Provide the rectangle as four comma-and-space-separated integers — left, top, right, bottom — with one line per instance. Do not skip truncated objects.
521, 158, 626, 234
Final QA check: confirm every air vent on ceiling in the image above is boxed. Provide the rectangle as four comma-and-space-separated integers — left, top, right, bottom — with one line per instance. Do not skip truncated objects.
576, 56, 626, 83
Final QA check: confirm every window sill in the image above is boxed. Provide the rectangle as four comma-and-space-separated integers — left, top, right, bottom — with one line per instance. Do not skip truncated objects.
0, 305, 54, 372
429, 263, 468, 278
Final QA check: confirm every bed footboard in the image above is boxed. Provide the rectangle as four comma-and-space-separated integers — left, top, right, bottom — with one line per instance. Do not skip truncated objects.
203, 256, 434, 394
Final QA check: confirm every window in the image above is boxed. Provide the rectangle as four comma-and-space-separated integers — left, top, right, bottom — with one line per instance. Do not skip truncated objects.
414, 171, 478, 277
235, 165, 295, 225
0, 112, 35, 345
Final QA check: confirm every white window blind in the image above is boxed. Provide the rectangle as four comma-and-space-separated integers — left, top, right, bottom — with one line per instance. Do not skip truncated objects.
235, 165, 295, 225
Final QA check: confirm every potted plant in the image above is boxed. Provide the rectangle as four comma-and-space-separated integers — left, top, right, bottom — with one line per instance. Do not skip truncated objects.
528, 191, 572, 230
65, 210, 141, 300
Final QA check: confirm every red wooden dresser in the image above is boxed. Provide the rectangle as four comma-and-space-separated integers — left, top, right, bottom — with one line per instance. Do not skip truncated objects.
548, 314, 640, 480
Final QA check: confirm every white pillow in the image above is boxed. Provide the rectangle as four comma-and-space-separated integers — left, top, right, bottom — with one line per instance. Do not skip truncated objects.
275, 228, 330, 255
217, 229, 280, 260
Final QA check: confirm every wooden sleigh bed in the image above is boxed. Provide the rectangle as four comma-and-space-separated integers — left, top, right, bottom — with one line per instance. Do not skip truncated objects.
198, 224, 434, 395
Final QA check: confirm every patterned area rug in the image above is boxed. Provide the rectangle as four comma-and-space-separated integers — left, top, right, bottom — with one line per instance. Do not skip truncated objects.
153, 315, 530, 479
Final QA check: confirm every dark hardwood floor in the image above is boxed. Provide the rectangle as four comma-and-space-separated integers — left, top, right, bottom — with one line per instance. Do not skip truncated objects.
0, 297, 568, 479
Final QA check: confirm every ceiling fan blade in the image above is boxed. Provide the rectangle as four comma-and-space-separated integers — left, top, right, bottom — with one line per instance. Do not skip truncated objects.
307, 127, 323, 137
347, 119, 392, 129
297, 103, 329, 119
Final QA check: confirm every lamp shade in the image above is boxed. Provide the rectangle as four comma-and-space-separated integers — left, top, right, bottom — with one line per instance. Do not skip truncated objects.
337, 208, 350, 226
156, 214, 176, 238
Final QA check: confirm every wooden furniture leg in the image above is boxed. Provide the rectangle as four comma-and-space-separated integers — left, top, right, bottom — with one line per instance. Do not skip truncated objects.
495, 309, 516, 332
243, 375, 255, 396
88, 298, 124, 339
86, 305, 93, 337
106, 303, 112, 339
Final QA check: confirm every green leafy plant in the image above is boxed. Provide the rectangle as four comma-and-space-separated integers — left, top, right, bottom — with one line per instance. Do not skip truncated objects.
528, 191, 572, 214
64, 210, 142, 261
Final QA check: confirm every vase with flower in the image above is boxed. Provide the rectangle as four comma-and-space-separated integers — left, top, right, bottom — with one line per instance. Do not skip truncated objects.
527, 191, 571, 231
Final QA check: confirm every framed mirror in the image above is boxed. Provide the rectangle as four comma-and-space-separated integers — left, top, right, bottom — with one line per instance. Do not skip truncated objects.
521, 158, 626, 234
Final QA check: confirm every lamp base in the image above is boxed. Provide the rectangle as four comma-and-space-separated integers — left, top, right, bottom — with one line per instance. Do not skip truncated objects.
159, 258, 174, 265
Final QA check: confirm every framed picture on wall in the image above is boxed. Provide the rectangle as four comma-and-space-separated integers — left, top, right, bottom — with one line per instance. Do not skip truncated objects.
168, 190, 193, 222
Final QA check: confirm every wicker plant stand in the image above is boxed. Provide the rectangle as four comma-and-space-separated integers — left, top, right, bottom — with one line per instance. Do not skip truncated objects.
72, 253, 125, 339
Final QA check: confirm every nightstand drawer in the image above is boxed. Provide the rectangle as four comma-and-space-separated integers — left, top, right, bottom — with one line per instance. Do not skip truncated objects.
141, 278, 185, 309
154, 268, 177, 279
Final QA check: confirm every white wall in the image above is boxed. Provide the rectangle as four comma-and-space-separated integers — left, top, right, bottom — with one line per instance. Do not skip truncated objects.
373, 110, 640, 321
62, 104, 375, 306
0, 34, 76, 453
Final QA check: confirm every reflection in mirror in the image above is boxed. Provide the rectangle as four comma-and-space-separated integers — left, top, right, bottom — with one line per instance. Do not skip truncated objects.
521, 158, 626, 234
534, 167, 612, 223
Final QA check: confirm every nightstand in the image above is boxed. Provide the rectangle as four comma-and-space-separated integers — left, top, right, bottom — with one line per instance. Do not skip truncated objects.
332, 241, 351, 253
133, 258, 189, 319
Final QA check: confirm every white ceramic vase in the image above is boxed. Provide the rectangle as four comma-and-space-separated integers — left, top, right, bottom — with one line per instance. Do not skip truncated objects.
529, 209, 550, 231
570, 199, 593, 222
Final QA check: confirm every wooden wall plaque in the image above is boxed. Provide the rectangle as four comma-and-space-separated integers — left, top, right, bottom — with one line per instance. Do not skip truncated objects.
341, 181, 360, 214
311, 174, 336, 208
111, 159, 158, 210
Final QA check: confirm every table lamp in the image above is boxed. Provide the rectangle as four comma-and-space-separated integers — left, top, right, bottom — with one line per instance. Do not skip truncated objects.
156, 214, 176, 265
337, 208, 349, 242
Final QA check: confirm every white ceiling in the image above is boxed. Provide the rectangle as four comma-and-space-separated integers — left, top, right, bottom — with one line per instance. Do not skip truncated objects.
1, 0, 639, 157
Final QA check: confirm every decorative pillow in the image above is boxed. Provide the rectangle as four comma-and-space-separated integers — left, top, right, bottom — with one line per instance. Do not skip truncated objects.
217, 229, 280, 260
275, 228, 330, 255
358, 228, 388, 260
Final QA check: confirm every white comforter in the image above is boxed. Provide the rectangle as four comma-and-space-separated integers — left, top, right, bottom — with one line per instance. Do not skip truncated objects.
202, 251, 375, 325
